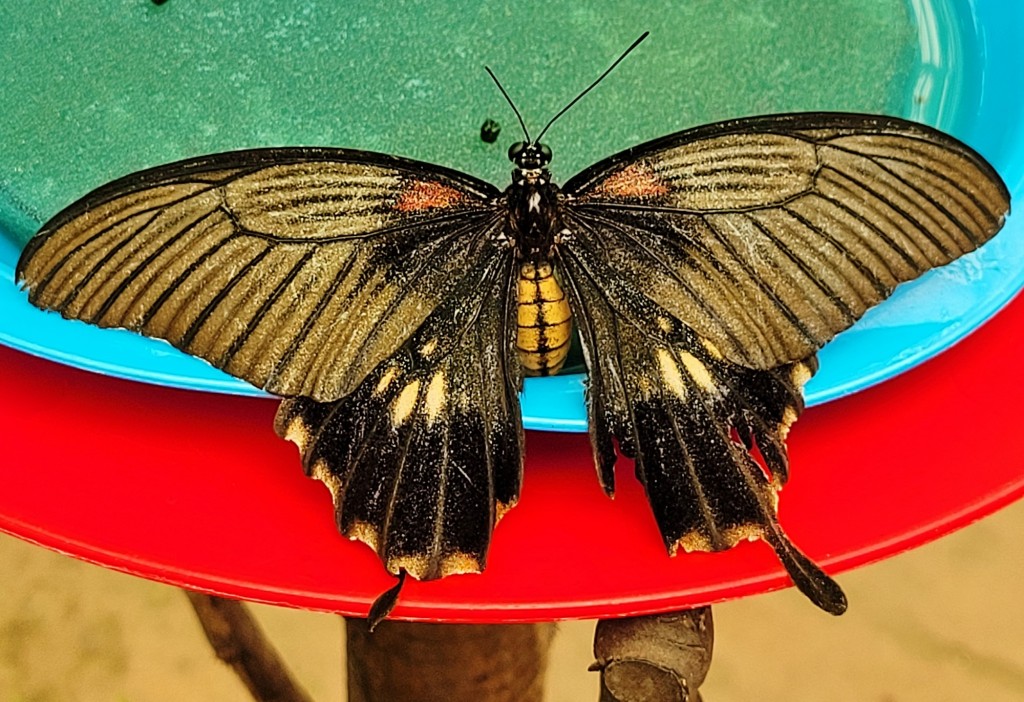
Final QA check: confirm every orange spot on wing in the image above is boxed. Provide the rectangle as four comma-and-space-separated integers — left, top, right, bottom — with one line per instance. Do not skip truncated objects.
589, 163, 669, 200
396, 180, 465, 212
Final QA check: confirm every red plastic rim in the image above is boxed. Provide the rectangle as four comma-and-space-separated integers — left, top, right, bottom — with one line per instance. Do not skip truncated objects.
2, 291, 1023, 623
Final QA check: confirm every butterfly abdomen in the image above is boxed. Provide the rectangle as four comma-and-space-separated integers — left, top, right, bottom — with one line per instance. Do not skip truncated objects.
516, 260, 572, 375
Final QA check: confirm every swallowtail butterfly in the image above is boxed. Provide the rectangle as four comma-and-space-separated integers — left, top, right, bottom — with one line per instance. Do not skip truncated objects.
16, 34, 1009, 623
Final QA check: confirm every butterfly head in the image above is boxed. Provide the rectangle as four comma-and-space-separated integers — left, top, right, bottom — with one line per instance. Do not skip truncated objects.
508, 141, 552, 170
509, 142, 553, 187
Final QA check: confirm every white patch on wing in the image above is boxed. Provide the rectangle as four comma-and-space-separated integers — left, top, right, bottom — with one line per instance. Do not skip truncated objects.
656, 348, 687, 400
424, 370, 447, 425
375, 365, 399, 396
391, 379, 421, 426
679, 351, 717, 394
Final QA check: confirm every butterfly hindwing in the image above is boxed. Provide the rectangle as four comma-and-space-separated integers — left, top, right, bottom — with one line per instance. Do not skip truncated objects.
558, 242, 845, 611
562, 113, 1010, 370
16, 148, 503, 402
274, 246, 523, 581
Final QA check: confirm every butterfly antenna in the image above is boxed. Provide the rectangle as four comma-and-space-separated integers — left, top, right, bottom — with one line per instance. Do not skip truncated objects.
485, 65, 531, 143
535, 31, 649, 143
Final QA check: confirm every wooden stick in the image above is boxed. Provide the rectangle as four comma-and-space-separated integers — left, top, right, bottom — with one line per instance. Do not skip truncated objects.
591, 607, 713, 702
184, 590, 313, 702
346, 618, 555, 702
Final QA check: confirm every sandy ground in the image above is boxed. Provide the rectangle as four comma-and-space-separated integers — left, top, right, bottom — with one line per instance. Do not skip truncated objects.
2, 499, 1023, 701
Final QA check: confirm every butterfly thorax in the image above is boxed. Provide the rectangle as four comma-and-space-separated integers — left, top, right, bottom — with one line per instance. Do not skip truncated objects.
505, 152, 573, 376
506, 167, 564, 260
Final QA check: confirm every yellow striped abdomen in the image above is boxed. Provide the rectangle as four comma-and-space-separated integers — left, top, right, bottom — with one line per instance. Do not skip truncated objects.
516, 260, 572, 375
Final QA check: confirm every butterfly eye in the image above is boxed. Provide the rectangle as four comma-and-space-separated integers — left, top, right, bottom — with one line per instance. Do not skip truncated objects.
538, 143, 553, 162
508, 141, 526, 162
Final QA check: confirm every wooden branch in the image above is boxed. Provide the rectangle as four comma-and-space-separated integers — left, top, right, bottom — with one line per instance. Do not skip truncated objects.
346, 618, 555, 702
591, 607, 713, 702
184, 590, 314, 702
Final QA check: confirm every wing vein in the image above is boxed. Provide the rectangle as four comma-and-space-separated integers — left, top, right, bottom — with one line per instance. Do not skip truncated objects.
566, 210, 759, 350
337, 214, 504, 385
862, 154, 992, 246
661, 387, 725, 549
813, 174, 927, 268
137, 231, 233, 329
819, 166, 955, 258
90, 209, 225, 323
219, 246, 320, 367
741, 211, 858, 324
703, 213, 822, 343
179, 242, 275, 350
53, 212, 165, 311
781, 202, 891, 298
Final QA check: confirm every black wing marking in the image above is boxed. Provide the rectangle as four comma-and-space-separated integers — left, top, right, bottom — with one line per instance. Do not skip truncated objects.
17, 148, 503, 402
558, 242, 845, 612
562, 113, 1010, 370
274, 241, 523, 581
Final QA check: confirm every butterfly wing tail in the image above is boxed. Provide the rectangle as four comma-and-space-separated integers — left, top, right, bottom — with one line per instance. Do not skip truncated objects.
764, 524, 848, 615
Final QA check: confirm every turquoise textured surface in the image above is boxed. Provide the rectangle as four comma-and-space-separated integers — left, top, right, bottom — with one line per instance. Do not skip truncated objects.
1, 0, 1021, 431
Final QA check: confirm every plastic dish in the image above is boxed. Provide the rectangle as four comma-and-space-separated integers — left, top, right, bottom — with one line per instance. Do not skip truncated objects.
1, 1, 1022, 430
1, 1, 1023, 623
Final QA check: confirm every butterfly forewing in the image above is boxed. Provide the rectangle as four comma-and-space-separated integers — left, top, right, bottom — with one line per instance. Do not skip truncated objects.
17, 148, 503, 402
562, 113, 1010, 370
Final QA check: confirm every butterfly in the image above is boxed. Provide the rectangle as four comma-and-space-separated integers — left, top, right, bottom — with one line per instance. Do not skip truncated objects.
15, 35, 1010, 624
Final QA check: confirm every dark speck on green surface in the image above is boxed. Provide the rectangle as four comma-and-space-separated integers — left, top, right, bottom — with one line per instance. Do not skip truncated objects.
480, 118, 501, 144
1, 1, 960, 247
